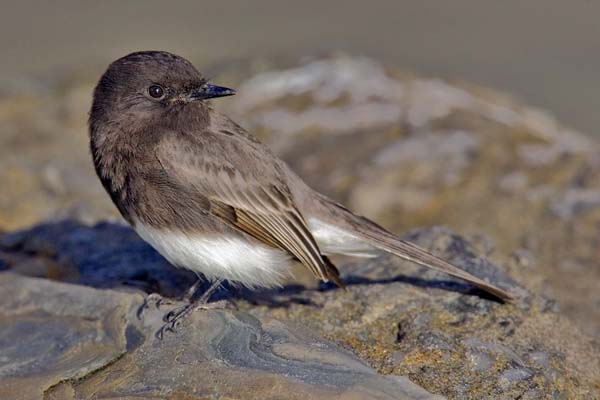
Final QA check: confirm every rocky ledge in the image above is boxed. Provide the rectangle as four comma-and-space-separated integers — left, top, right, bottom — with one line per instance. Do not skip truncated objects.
0, 220, 598, 399
0, 276, 438, 400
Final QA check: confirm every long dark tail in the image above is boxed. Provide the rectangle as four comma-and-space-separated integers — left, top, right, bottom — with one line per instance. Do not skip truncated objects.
317, 196, 514, 301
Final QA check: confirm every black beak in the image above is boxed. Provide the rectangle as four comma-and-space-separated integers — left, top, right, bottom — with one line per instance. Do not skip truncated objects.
189, 84, 236, 101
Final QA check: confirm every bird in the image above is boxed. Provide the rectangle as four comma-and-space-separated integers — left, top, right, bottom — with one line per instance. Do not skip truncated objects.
89, 51, 513, 336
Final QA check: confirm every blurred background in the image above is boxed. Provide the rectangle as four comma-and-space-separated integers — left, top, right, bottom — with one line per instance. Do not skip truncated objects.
2, 0, 600, 135
1, 1, 600, 338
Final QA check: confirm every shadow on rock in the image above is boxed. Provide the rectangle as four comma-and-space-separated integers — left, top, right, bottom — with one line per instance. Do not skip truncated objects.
0, 219, 519, 305
0, 219, 195, 298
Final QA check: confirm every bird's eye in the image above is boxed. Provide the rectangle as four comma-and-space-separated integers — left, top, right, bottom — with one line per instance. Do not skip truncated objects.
148, 85, 165, 99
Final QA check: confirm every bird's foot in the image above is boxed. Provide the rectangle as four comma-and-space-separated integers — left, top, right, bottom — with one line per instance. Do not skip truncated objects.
155, 299, 235, 340
136, 292, 174, 320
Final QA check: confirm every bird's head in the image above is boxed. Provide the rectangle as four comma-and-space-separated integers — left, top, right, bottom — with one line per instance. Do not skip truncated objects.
89, 50, 235, 133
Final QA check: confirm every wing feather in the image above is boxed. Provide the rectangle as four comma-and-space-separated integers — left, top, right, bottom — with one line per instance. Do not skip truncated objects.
156, 136, 340, 285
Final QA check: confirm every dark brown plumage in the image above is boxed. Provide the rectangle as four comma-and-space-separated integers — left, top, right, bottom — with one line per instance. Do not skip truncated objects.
89, 51, 513, 309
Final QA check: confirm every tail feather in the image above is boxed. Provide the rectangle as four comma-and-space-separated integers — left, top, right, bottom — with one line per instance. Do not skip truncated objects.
315, 197, 514, 301
358, 226, 513, 301
323, 255, 346, 289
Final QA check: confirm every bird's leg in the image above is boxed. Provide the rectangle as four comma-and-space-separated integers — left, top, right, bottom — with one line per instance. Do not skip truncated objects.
156, 279, 231, 340
162, 278, 224, 322
156, 279, 224, 339
183, 278, 205, 302
196, 278, 225, 304
136, 277, 206, 320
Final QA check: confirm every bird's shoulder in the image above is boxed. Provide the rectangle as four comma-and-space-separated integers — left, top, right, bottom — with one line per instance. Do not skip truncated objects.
154, 114, 292, 206
153, 114, 287, 185
208, 111, 262, 144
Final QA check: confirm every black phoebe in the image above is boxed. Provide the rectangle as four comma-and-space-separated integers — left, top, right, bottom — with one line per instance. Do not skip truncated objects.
89, 51, 512, 335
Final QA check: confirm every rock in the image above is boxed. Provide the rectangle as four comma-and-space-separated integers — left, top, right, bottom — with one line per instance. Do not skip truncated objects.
0, 273, 134, 400
0, 272, 442, 400
0, 221, 598, 398
0, 80, 118, 230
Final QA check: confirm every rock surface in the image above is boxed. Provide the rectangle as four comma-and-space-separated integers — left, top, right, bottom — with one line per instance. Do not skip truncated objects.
1, 54, 600, 398
0, 221, 598, 399
0, 272, 440, 400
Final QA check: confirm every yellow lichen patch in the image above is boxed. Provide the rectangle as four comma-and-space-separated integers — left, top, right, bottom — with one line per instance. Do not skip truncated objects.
401, 349, 444, 367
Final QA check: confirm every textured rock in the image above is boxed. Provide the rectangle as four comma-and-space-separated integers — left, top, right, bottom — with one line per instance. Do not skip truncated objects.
1, 221, 598, 398
0, 272, 441, 400
0, 274, 134, 400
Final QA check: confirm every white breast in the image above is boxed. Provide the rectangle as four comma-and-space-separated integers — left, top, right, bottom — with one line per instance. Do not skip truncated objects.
134, 222, 293, 288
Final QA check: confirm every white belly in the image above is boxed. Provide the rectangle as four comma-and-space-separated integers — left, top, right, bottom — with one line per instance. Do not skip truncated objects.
134, 222, 293, 288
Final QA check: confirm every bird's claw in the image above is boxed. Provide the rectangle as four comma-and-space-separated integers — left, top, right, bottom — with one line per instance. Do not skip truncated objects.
162, 303, 194, 323
155, 323, 176, 340
154, 299, 237, 340
136, 293, 173, 320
